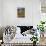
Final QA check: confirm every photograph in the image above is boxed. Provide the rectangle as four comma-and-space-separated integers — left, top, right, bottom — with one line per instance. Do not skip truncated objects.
17, 8, 25, 18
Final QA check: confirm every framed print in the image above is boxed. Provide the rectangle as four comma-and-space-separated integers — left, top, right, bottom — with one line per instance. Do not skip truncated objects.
17, 8, 25, 18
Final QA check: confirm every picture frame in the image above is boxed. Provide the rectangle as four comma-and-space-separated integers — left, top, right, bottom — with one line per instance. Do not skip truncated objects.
17, 8, 25, 18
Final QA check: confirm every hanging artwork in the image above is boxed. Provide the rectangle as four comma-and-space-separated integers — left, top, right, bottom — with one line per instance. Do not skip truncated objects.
17, 8, 25, 18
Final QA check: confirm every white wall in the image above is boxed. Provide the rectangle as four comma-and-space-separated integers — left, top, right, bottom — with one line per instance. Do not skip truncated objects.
0, 0, 41, 27
32, 0, 41, 27
0, 0, 3, 26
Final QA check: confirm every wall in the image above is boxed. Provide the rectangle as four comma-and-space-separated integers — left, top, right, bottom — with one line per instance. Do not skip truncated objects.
0, 0, 41, 27
0, 0, 3, 26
